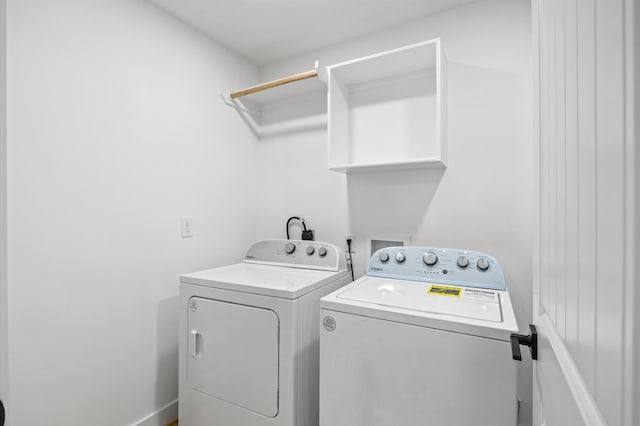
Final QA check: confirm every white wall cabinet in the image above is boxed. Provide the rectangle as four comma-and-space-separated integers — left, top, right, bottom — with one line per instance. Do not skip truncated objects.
326, 39, 447, 173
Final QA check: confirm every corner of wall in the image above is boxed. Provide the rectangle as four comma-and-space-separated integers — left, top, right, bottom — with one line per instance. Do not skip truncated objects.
636, 3, 640, 423
133, 399, 178, 426
0, 0, 9, 418
624, 0, 640, 424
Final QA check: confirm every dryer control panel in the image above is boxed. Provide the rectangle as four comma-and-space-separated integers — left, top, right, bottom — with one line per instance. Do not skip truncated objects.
366, 246, 506, 291
244, 239, 345, 272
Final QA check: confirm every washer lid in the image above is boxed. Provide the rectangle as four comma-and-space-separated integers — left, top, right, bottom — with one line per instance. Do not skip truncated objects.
321, 276, 519, 340
181, 263, 347, 299
337, 277, 502, 322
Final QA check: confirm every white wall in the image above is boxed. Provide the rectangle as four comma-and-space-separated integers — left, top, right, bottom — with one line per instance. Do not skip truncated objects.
5, 0, 534, 424
6, 0, 259, 424
255, 0, 533, 423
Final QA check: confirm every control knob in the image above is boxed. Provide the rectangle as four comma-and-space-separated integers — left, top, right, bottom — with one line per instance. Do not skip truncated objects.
423, 252, 438, 266
306, 246, 315, 255
477, 258, 490, 271
285, 243, 296, 254
318, 247, 327, 257
379, 251, 390, 263
395, 252, 406, 263
456, 256, 469, 268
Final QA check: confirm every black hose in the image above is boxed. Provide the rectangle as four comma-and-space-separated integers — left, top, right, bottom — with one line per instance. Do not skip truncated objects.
286, 216, 307, 240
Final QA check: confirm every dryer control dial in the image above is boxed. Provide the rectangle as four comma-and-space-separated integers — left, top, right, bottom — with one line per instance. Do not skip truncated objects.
242, 240, 343, 271
423, 252, 438, 266
477, 258, 490, 271
379, 251, 390, 263
395, 252, 406, 263
285, 242, 296, 254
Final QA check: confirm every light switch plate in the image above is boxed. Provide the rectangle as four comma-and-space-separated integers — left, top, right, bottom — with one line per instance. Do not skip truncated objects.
181, 216, 193, 238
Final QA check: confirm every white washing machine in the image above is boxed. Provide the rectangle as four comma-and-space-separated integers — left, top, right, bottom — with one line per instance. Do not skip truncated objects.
320, 246, 520, 426
179, 239, 350, 426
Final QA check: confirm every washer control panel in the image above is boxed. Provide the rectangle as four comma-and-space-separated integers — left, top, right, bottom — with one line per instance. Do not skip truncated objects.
243, 239, 344, 272
367, 246, 506, 291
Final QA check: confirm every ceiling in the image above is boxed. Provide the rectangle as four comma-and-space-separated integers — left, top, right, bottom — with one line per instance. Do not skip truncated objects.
148, 0, 479, 66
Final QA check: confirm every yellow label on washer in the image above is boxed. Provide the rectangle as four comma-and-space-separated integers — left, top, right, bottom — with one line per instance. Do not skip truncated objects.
428, 285, 462, 298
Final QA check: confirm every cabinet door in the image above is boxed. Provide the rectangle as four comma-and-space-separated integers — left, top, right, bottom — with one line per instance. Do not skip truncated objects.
188, 297, 279, 417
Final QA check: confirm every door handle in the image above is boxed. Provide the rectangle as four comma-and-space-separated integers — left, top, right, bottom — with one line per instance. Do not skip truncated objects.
510, 324, 538, 361
191, 329, 203, 358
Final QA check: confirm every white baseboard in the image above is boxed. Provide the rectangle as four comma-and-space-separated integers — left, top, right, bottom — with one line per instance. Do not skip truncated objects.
133, 399, 178, 426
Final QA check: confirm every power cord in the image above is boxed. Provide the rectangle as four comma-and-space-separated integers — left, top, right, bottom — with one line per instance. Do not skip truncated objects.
286, 216, 314, 240
346, 238, 355, 281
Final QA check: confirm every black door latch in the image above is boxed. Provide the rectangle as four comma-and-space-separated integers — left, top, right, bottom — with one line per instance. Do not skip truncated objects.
510, 324, 538, 361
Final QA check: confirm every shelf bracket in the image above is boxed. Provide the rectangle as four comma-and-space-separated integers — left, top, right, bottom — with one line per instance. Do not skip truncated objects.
219, 93, 255, 114
220, 94, 326, 138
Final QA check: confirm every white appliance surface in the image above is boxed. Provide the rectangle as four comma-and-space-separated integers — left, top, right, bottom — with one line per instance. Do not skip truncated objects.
181, 262, 340, 299
319, 246, 520, 426
180, 239, 350, 426
323, 276, 518, 341
337, 275, 503, 321
319, 309, 518, 426
188, 297, 279, 417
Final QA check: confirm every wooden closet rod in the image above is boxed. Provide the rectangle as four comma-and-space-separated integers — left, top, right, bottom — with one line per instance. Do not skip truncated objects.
230, 69, 318, 99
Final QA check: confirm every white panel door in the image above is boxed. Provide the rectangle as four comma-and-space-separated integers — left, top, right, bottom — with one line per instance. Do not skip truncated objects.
187, 297, 280, 418
533, 0, 638, 425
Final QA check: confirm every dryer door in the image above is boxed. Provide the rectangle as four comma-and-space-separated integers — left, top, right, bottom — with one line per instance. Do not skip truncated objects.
187, 297, 279, 417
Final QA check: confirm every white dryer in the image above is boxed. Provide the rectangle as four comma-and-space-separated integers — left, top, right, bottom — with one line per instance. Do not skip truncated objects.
320, 246, 520, 426
179, 239, 350, 426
